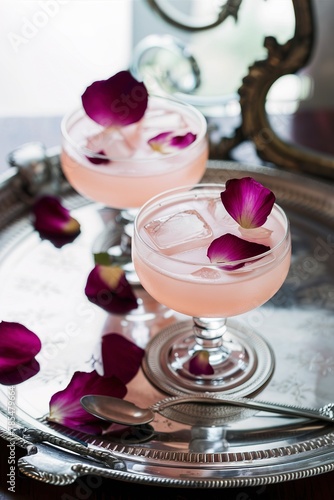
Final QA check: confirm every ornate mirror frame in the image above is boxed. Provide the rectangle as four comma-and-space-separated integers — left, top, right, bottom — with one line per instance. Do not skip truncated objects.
146, 0, 334, 179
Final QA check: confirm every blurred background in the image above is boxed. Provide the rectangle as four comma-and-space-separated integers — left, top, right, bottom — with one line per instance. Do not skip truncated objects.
0, 0, 333, 169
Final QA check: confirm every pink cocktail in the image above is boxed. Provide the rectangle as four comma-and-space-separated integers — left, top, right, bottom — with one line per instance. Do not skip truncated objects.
133, 183, 291, 394
61, 95, 208, 210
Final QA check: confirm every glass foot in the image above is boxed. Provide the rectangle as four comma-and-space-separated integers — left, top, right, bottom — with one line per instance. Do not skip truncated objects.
142, 319, 274, 396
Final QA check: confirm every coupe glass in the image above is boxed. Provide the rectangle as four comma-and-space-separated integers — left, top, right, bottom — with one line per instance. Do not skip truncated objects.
60, 95, 208, 283
132, 183, 292, 395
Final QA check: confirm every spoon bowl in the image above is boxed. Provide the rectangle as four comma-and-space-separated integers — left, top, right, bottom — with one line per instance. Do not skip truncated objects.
80, 394, 334, 427
81, 395, 155, 426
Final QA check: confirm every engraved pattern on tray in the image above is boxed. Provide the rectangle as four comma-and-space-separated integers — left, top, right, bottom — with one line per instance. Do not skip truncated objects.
0, 160, 334, 487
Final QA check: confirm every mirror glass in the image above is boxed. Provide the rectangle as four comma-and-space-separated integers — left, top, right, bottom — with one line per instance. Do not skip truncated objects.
267, 1, 334, 158
132, 0, 334, 177
133, 0, 296, 117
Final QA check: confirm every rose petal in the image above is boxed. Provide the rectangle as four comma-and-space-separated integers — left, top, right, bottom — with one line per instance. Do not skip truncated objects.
148, 131, 196, 154
85, 149, 110, 165
48, 370, 127, 434
102, 333, 145, 383
32, 195, 81, 239
84, 265, 138, 314
189, 351, 214, 375
81, 70, 148, 128
221, 177, 276, 229
0, 321, 41, 376
0, 358, 40, 385
207, 233, 270, 270
170, 132, 197, 148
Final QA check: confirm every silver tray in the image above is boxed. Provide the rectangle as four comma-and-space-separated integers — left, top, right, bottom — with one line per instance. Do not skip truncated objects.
1, 152, 334, 488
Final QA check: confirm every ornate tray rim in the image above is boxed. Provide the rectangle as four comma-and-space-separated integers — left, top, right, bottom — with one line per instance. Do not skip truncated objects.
0, 155, 334, 488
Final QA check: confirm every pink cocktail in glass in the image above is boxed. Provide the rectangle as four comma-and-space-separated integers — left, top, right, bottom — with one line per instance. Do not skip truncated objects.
61, 95, 208, 210
133, 183, 291, 394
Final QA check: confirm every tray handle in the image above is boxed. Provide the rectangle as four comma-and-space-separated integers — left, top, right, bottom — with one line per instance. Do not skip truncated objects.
13, 428, 126, 485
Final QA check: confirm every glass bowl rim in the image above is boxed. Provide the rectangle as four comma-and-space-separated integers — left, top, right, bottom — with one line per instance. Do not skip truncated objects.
60, 94, 208, 165
133, 182, 291, 270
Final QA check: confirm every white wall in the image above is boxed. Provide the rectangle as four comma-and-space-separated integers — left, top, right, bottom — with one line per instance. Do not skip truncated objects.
0, 0, 133, 116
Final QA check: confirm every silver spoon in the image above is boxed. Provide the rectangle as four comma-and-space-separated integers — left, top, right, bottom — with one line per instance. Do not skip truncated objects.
80, 394, 334, 426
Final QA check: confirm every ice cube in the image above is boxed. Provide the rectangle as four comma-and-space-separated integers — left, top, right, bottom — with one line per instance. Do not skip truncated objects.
207, 198, 234, 226
144, 210, 212, 255
86, 122, 143, 159
143, 109, 187, 133
238, 226, 273, 241
191, 267, 221, 279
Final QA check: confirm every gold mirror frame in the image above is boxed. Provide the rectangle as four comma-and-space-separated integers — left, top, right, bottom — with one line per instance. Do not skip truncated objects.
146, 0, 243, 31
147, 0, 334, 179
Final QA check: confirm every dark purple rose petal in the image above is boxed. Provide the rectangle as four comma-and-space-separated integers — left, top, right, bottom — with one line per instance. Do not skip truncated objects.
148, 131, 197, 154
85, 265, 138, 314
221, 177, 276, 229
0, 358, 40, 385
170, 132, 197, 149
0, 321, 41, 376
36, 231, 80, 249
82, 70, 148, 128
32, 195, 81, 240
189, 351, 214, 376
102, 333, 145, 384
85, 150, 110, 165
207, 233, 270, 270
48, 370, 127, 434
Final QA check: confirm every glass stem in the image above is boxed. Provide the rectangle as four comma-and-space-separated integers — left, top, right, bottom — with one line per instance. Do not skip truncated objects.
115, 209, 138, 255
192, 317, 227, 350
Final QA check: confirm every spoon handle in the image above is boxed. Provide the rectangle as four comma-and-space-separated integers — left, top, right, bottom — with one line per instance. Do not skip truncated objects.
153, 395, 334, 423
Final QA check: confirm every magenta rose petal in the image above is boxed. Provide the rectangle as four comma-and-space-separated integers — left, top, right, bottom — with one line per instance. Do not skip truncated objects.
32, 195, 81, 247
0, 321, 41, 381
189, 351, 214, 376
207, 233, 270, 270
85, 265, 138, 314
221, 177, 276, 229
148, 131, 196, 154
32, 195, 80, 235
81, 70, 148, 128
48, 370, 127, 434
102, 333, 145, 383
0, 359, 40, 386
170, 132, 197, 149
85, 149, 110, 165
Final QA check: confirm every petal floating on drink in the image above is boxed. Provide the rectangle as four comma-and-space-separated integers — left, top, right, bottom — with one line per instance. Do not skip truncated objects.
221, 177, 276, 229
102, 333, 145, 383
148, 131, 196, 154
189, 351, 214, 375
81, 70, 148, 128
85, 265, 138, 314
32, 195, 81, 246
48, 370, 127, 434
207, 233, 270, 270
0, 321, 41, 385
85, 149, 110, 165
